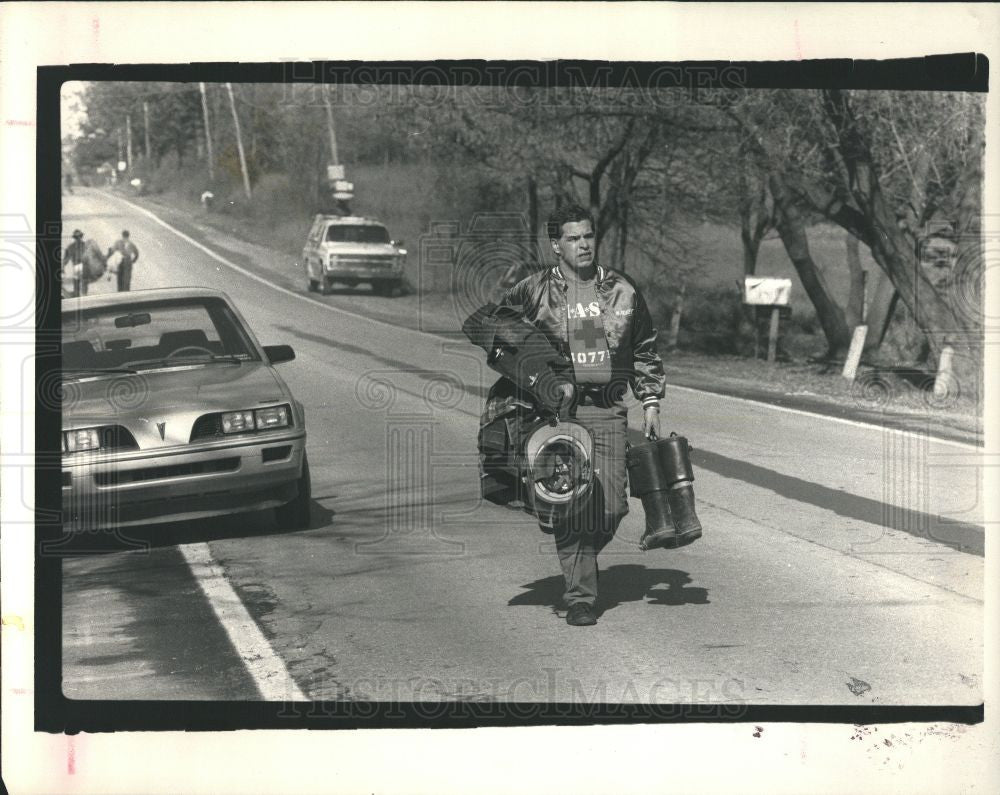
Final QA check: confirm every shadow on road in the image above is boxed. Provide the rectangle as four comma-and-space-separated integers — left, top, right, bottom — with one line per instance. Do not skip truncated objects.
508, 564, 710, 615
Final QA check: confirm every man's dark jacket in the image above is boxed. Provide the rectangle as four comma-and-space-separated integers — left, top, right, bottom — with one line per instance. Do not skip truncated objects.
492, 264, 665, 415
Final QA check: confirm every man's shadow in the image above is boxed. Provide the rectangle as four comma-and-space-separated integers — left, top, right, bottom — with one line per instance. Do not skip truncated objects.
508, 564, 709, 615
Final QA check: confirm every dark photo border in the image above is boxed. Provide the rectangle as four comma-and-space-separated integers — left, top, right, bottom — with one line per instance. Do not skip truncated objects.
36, 55, 989, 733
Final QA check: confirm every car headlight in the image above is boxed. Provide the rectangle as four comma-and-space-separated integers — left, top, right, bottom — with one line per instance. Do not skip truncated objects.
220, 405, 291, 434
327, 254, 338, 270
221, 410, 255, 433
64, 428, 101, 452
255, 405, 289, 430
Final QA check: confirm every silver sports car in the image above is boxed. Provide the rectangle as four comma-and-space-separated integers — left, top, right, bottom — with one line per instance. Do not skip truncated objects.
61, 287, 310, 532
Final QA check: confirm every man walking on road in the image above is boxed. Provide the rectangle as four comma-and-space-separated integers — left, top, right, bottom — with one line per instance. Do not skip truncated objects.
498, 204, 665, 626
107, 229, 139, 292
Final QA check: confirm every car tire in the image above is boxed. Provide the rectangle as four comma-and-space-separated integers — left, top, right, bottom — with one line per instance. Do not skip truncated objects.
320, 279, 332, 295
275, 452, 311, 530
308, 278, 319, 293
373, 280, 399, 298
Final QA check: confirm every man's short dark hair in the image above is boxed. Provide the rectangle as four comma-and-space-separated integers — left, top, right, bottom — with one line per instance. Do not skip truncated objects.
122, 230, 130, 238
547, 204, 594, 240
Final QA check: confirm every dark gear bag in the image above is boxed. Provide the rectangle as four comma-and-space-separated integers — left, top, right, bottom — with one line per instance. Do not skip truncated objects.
463, 302, 575, 417
82, 240, 107, 282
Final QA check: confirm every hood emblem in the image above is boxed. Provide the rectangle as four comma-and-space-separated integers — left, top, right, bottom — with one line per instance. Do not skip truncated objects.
156, 422, 166, 440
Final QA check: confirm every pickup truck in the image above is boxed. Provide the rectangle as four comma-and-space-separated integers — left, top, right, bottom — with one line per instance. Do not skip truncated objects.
302, 214, 406, 297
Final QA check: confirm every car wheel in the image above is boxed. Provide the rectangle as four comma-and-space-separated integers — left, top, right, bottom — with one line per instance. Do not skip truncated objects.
275, 452, 311, 530
320, 278, 332, 295
308, 278, 318, 292
373, 280, 398, 297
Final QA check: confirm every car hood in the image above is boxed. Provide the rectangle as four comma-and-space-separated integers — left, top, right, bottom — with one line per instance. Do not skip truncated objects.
63, 361, 289, 433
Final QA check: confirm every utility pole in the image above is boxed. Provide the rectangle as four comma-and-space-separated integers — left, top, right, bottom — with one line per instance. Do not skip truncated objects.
225, 82, 252, 200
126, 114, 134, 171
199, 82, 215, 182
143, 101, 151, 160
322, 86, 340, 165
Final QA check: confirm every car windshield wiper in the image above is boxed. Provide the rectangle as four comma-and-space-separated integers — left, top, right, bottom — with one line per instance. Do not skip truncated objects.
126, 355, 246, 369
62, 367, 139, 378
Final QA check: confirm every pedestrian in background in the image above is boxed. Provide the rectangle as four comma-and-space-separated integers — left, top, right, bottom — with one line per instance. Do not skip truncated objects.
107, 229, 139, 292
62, 229, 89, 297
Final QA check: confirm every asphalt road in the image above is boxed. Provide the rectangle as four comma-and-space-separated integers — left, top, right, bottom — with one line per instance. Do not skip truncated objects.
61, 188, 984, 706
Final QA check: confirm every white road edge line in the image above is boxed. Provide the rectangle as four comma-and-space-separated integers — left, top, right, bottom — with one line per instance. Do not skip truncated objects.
664, 382, 981, 452
111, 192, 982, 453
179, 542, 308, 702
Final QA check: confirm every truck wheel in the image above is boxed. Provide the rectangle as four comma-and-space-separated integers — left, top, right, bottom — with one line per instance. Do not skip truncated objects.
320, 279, 333, 295
275, 453, 311, 530
373, 280, 398, 297
308, 278, 319, 292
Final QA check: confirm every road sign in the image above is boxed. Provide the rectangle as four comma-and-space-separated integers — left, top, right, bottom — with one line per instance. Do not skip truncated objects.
332, 191, 354, 200
327, 164, 345, 181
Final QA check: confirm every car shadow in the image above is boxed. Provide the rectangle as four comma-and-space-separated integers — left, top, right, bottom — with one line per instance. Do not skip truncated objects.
51, 496, 337, 556
508, 563, 710, 615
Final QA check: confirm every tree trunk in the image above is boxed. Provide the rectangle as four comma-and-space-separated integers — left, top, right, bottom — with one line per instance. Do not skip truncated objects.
822, 89, 983, 397
862, 268, 899, 352
617, 194, 629, 272
844, 230, 865, 328
741, 231, 761, 277
769, 173, 851, 357
527, 174, 539, 269
738, 151, 771, 277
668, 282, 685, 349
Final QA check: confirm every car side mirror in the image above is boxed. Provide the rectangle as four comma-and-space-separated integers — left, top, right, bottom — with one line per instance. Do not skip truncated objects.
263, 344, 295, 365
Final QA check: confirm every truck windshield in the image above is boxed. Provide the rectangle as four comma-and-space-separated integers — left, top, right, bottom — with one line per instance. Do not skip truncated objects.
326, 225, 390, 244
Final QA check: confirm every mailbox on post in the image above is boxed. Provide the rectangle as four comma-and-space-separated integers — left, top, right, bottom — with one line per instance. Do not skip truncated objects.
743, 277, 792, 363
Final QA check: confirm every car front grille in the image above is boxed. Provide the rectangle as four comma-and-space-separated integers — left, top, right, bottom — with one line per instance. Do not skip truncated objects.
94, 457, 240, 486
190, 414, 224, 441
332, 255, 396, 269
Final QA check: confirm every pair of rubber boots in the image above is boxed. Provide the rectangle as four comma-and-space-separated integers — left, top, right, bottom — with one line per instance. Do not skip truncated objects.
625, 433, 703, 550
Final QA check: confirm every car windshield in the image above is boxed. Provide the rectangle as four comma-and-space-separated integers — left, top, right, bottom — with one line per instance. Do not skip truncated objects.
62, 297, 260, 375
325, 225, 390, 244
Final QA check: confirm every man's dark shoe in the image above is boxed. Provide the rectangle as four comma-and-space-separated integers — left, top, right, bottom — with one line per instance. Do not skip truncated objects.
566, 603, 597, 626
